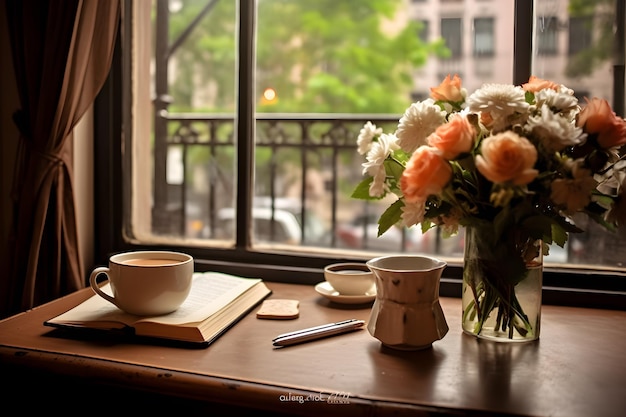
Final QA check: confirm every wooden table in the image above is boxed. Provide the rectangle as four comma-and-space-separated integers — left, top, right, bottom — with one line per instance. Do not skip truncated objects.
1, 281, 625, 416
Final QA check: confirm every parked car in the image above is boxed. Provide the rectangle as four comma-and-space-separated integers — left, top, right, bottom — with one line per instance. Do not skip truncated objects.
253, 196, 331, 246
216, 202, 330, 247
216, 207, 302, 244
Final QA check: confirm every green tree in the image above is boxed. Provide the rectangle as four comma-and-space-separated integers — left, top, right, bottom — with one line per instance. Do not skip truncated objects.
166, 0, 447, 114
256, 0, 446, 113
167, 0, 238, 112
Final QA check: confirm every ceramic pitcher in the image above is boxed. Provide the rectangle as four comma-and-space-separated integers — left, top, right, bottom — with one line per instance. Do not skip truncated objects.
366, 255, 448, 350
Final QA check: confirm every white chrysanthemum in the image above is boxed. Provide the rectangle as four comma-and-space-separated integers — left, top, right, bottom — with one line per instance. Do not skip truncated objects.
597, 160, 626, 195
551, 161, 598, 213
395, 99, 446, 154
526, 104, 585, 152
534, 89, 579, 115
362, 133, 399, 177
369, 166, 389, 198
467, 83, 530, 117
559, 84, 575, 96
400, 200, 426, 227
357, 121, 383, 155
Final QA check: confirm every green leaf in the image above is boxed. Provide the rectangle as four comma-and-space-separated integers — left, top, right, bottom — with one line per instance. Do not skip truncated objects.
384, 158, 405, 183
391, 148, 411, 165
351, 177, 380, 200
586, 210, 617, 232
378, 199, 403, 236
492, 207, 514, 242
552, 215, 584, 235
525, 90, 535, 104
520, 215, 557, 242
420, 219, 436, 233
551, 223, 569, 248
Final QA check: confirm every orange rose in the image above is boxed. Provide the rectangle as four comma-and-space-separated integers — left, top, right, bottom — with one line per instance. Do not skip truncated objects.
401, 146, 452, 203
427, 114, 476, 159
522, 75, 559, 92
578, 97, 626, 149
476, 131, 538, 185
480, 111, 494, 129
430, 74, 464, 102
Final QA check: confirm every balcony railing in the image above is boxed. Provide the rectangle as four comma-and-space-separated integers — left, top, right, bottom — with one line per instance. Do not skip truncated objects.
151, 112, 459, 255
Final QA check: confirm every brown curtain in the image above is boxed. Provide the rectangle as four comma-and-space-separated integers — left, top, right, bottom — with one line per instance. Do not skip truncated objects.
2, 0, 120, 318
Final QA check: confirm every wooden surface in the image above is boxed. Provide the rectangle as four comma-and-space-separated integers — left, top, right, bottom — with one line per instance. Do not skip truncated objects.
1, 281, 625, 416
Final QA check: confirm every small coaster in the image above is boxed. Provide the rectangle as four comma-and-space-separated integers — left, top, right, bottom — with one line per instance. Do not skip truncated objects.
256, 299, 300, 320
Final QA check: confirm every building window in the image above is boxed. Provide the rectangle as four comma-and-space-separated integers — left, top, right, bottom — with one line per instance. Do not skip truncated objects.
568, 16, 593, 55
536, 15, 558, 55
97, 0, 626, 307
473, 17, 494, 57
441, 17, 463, 58
417, 19, 430, 42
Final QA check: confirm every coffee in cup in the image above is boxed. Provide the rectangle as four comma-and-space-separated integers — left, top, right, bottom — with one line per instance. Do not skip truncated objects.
324, 262, 375, 295
89, 251, 194, 316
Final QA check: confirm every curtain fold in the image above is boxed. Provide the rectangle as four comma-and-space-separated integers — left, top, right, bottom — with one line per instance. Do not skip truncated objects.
2, 0, 120, 318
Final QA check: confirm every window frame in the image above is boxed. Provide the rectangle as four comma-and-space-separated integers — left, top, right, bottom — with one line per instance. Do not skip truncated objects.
93, 0, 626, 310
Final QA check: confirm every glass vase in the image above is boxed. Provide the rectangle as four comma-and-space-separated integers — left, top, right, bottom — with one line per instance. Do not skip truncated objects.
461, 225, 542, 342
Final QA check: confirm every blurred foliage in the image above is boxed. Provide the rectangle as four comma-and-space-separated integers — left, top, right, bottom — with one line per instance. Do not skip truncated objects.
164, 0, 447, 114
566, 0, 616, 77
160, 0, 448, 195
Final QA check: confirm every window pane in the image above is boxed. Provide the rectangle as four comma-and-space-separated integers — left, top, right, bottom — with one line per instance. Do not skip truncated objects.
127, 0, 625, 273
417, 19, 430, 42
473, 17, 494, 57
135, 0, 515, 255
533, 0, 626, 268
441, 18, 463, 58
133, 0, 238, 243
568, 15, 593, 55
536, 16, 558, 55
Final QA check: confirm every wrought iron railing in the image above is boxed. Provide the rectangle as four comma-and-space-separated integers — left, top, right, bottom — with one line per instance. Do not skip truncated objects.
151, 112, 456, 254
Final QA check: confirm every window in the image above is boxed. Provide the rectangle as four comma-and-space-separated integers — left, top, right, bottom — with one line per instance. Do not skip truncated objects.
417, 19, 430, 42
536, 15, 558, 55
473, 17, 494, 57
441, 17, 463, 59
568, 16, 593, 56
95, 0, 626, 308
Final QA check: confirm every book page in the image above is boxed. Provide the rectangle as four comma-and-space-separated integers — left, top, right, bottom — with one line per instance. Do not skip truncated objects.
48, 272, 261, 328
47, 285, 138, 327
136, 272, 260, 325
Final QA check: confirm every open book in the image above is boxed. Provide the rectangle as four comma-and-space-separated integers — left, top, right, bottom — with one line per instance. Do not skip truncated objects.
45, 272, 271, 346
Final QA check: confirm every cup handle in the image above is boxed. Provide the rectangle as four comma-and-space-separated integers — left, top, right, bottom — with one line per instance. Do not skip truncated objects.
89, 267, 117, 307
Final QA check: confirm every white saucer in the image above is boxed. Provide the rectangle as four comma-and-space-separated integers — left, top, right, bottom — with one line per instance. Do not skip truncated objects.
314, 281, 376, 305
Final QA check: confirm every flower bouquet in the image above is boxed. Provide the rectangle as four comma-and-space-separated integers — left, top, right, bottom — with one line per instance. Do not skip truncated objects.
352, 75, 626, 341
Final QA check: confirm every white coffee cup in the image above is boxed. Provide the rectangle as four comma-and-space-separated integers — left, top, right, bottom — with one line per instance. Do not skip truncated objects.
324, 262, 375, 295
89, 251, 194, 316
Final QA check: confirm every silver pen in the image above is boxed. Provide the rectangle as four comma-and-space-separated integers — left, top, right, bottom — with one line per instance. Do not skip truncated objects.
272, 319, 365, 347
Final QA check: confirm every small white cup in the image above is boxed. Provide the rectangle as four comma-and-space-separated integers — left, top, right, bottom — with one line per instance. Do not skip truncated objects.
324, 262, 375, 295
89, 251, 194, 316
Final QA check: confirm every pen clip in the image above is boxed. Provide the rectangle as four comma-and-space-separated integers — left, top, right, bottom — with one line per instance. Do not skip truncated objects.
272, 319, 360, 341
